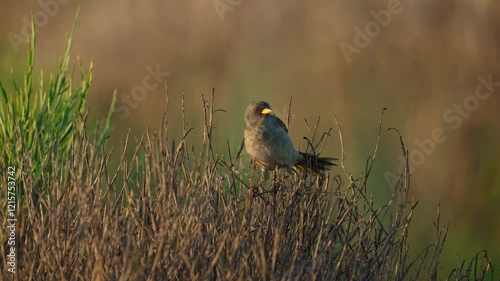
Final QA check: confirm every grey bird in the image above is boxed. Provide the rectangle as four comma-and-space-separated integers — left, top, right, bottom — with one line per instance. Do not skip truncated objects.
244, 101, 336, 180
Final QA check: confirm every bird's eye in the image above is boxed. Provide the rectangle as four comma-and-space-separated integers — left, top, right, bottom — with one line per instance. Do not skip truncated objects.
254, 107, 260, 112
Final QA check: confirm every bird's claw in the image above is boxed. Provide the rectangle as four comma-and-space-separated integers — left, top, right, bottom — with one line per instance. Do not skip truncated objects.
251, 185, 261, 197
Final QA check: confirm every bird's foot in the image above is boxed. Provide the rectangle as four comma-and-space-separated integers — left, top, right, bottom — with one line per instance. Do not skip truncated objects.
250, 185, 261, 198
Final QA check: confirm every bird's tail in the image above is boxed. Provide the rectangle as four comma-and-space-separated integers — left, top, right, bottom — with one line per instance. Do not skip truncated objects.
294, 152, 337, 175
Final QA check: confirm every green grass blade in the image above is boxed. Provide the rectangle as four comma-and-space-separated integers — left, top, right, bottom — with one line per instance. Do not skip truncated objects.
97, 89, 117, 146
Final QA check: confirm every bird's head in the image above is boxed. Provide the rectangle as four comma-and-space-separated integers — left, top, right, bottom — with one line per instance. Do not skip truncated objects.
245, 101, 273, 126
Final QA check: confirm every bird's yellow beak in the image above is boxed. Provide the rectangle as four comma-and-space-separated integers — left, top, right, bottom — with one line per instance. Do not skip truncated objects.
261, 108, 272, 115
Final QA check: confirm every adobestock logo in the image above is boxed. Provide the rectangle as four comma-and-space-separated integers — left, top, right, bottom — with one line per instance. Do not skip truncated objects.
114, 65, 170, 121
213, 0, 244, 21
384, 74, 499, 188
7, 0, 72, 53
94, 64, 170, 138
340, 0, 405, 63
213, 0, 299, 22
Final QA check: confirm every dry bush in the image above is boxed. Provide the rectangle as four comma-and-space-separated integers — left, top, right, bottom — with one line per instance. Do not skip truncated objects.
0, 90, 495, 280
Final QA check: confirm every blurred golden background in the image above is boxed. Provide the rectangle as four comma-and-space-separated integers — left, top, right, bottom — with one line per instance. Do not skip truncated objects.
1, 0, 499, 274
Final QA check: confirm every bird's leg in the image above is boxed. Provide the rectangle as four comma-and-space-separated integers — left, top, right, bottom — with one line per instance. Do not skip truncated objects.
272, 167, 279, 206
284, 166, 295, 180
260, 170, 269, 186
252, 170, 268, 197
263, 170, 270, 182
248, 160, 262, 197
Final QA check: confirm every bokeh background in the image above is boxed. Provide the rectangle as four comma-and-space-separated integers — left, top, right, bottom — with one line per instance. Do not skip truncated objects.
1, 0, 499, 276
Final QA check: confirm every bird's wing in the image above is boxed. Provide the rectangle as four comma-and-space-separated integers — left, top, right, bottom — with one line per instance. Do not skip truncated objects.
273, 115, 289, 133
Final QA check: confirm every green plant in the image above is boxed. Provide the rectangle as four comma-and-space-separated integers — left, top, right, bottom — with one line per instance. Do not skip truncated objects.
0, 11, 115, 199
